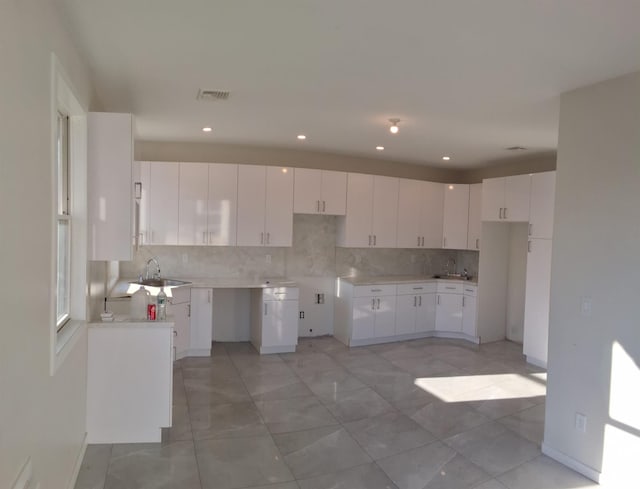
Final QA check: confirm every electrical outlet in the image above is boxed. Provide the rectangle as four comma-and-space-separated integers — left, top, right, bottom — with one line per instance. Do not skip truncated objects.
299, 311, 305, 319
316, 293, 325, 304
575, 412, 587, 433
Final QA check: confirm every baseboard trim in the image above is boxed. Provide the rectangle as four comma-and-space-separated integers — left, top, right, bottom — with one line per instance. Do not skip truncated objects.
525, 355, 547, 369
67, 432, 88, 489
541, 442, 601, 483
348, 331, 479, 347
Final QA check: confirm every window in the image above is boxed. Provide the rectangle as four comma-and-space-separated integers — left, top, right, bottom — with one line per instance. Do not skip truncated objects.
50, 54, 87, 374
56, 111, 71, 330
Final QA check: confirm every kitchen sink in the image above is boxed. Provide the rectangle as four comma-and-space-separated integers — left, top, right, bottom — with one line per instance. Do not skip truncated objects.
129, 278, 192, 288
432, 274, 474, 281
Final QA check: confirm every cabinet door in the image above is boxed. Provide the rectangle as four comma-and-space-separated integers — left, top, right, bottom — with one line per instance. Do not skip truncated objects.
504, 174, 531, 222
342, 173, 374, 247
262, 299, 299, 347
395, 294, 417, 335
442, 184, 469, 250
372, 176, 399, 248
190, 288, 213, 354
88, 112, 133, 261
374, 295, 397, 337
148, 162, 179, 245
137, 161, 151, 245
467, 183, 482, 250
462, 294, 477, 337
422, 182, 444, 249
320, 170, 347, 215
435, 293, 463, 332
481, 177, 504, 221
167, 301, 190, 359
529, 171, 556, 239
208, 163, 238, 245
293, 168, 321, 214
416, 293, 436, 332
352, 296, 376, 340
396, 179, 424, 248
523, 238, 553, 365
265, 166, 294, 246
237, 165, 267, 246
178, 163, 209, 245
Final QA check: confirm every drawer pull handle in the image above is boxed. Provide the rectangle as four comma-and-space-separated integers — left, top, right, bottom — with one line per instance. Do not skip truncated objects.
412, 287, 423, 290
445, 286, 456, 290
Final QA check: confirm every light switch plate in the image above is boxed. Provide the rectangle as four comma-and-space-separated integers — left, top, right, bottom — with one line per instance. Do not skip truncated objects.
580, 296, 592, 316
575, 412, 587, 433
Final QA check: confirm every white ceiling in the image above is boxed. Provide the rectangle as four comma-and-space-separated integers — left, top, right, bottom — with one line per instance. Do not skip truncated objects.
56, 0, 640, 168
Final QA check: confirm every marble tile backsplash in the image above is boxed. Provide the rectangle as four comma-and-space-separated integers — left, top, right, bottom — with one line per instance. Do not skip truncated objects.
119, 214, 479, 280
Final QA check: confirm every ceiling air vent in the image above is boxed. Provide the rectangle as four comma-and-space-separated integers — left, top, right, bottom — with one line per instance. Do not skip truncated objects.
197, 89, 230, 101
506, 146, 527, 151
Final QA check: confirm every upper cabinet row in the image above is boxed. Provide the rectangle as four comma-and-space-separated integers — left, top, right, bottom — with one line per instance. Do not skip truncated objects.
136, 162, 294, 247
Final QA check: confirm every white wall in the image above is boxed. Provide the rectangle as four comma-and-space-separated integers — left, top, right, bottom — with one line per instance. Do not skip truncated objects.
544, 71, 640, 484
0, 1, 93, 488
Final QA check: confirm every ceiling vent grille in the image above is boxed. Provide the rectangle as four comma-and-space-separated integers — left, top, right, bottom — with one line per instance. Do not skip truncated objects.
506, 146, 527, 151
197, 89, 230, 101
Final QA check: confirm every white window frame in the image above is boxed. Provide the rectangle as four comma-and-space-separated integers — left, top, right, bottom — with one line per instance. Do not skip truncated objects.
50, 53, 88, 375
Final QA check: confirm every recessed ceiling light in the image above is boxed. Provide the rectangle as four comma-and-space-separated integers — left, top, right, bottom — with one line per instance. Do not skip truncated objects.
376, 146, 384, 151
442, 156, 451, 161
388, 118, 400, 134
202, 127, 212, 132
297, 134, 306, 140
448, 185, 455, 190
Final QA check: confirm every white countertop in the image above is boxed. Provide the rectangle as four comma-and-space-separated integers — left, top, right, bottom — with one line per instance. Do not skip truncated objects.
89, 317, 174, 329
110, 277, 297, 297
339, 275, 478, 286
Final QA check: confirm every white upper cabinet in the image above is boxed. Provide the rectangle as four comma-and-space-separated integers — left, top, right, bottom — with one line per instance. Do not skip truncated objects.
140, 161, 179, 245
88, 112, 133, 261
178, 163, 238, 246
528, 171, 556, 239
178, 163, 208, 245
294, 168, 347, 215
237, 165, 293, 247
467, 183, 482, 251
265, 166, 294, 246
337, 173, 399, 247
442, 184, 469, 250
397, 179, 444, 249
481, 174, 531, 222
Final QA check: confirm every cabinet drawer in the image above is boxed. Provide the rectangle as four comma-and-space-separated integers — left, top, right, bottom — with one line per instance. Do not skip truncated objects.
263, 287, 299, 301
463, 285, 477, 297
436, 282, 463, 294
396, 282, 436, 295
354, 284, 397, 297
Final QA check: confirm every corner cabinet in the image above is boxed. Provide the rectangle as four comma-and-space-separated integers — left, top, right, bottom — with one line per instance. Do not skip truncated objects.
442, 184, 469, 250
237, 165, 294, 247
336, 173, 399, 248
396, 179, 444, 249
251, 287, 299, 354
88, 112, 134, 260
293, 168, 347, 215
481, 174, 531, 222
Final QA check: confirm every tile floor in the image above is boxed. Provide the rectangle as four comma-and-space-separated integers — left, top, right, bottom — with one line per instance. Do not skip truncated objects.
75, 337, 600, 489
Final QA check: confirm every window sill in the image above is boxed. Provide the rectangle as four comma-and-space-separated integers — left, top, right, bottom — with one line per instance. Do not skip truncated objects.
51, 319, 86, 375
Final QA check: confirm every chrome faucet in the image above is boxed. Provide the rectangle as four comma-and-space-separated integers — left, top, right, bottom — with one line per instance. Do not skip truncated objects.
145, 257, 161, 280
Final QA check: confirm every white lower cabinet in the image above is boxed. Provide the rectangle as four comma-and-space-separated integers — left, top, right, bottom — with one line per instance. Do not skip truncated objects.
335, 279, 477, 347
190, 288, 213, 356
167, 286, 191, 360
462, 285, 478, 337
251, 287, 299, 354
396, 283, 436, 335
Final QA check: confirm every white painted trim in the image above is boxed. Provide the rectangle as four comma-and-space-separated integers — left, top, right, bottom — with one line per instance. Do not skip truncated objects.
259, 344, 296, 354
541, 442, 601, 483
348, 331, 479, 347
186, 348, 212, 357
66, 433, 88, 489
525, 354, 547, 369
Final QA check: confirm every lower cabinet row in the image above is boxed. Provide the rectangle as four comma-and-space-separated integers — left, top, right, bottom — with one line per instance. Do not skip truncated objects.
335, 281, 478, 347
